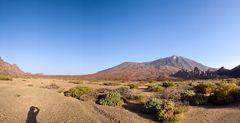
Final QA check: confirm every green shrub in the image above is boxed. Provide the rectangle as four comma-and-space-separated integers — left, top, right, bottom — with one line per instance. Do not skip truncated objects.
181, 90, 196, 100
213, 83, 238, 105
65, 86, 93, 99
128, 83, 139, 89
98, 91, 124, 107
147, 85, 163, 92
162, 81, 175, 88
0, 75, 13, 81
144, 98, 162, 114
174, 105, 188, 114
144, 98, 183, 122
181, 89, 208, 105
222, 78, 237, 84
194, 83, 216, 95
188, 94, 208, 105
134, 94, 148, 104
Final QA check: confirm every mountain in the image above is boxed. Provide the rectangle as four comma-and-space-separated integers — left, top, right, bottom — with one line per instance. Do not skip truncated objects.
89, 55, 214, 80
0, 57, 25, 75
229, 65, 240, 78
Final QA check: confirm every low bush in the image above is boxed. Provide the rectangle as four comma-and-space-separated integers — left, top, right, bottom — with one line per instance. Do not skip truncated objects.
27, 84, 34, 87
41, 83, 60, 89
64, 86, 93, 99
181, 90, 196, 101
160, 88, 182, 103
144, 98, 183, 122
147, 85, 163, 92
115, 87, 134, 100
134, 93, 148, 104
181, 90, 208, 105
162, 81, 175, 88
103, 82, 120, 86
194, 83, 216, 95
98, 91, 124, 107
222, 78, 237, 84
212, 83, 238, 105
188, 94, 208, 105
69, 80, 83, 84
128, 83, 139, 89
0, 75, 13, 81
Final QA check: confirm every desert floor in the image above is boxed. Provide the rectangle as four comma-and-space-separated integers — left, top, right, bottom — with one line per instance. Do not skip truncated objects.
0, 78, 240, 123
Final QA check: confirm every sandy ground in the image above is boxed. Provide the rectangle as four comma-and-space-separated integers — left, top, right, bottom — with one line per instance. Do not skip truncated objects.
0, 78, 240, 123
182, 104, 240, 123
0, 78, 156, 123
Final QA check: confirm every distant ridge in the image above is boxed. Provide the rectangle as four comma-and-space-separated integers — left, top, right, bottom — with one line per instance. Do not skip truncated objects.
88, 55, 214, 80
0, 57, 25, 75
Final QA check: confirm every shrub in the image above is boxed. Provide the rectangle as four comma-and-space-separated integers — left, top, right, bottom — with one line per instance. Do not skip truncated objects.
27, 84, 34, 87
222, 78, 237, 84
128, 83, 139, 89
0, 75, 13, 81
188, 94, 208, 105
174, 105, 188, 114
134, 94, 148, 104
181, 90, 208, 105
212, 83, 238, 105
103, 82, 120, 86
147, 85, 163, 92
160, 88, 182, 103
65, 86, 93, 99
181, 90, 196, 100
98, 91, 124, 107
194, 83, 216, 95
144, 98, 183, 122
69, 80, 83, 84
162, 81, 175, 88
41, 83, 60, 89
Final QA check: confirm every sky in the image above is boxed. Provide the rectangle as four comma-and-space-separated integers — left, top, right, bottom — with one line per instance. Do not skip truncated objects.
0, 0, 240, 75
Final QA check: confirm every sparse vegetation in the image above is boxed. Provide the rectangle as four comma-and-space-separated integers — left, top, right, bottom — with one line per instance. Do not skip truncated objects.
69, 80, 83, 84
103, 82, 120, 86
194, 83, 216, 95
147, 84, 163, 92
188, 94, 208, 105
212, 82, 238, 105
98, 91, 124, 107
41, 83, 60, 89
128, 83, 139, 89
162, 81, 175, 88
15, 94, 21, 97
134, 93, 148, 104
181, 90, 196, 101
65, 86, 93, 99
0, 75, 13, 81
27, 84, 34, 87
144, 98, 184, 122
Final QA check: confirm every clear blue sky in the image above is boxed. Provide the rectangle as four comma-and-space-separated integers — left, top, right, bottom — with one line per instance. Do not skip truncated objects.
0, 0, 240, 75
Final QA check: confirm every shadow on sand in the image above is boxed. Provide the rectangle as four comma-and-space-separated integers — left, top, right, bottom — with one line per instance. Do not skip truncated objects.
26, 106, 40, 123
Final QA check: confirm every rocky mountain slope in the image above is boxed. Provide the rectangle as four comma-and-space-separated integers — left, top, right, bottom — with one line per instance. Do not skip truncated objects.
89, 55, 214, 80
0, 57, 25, 75
173, 65, 240, 79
